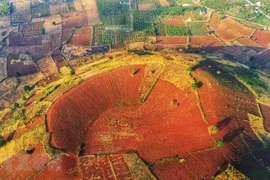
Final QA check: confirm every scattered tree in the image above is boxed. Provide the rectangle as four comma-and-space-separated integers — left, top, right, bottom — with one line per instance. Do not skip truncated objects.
208, 125, 218, 135
131, 69, 137, 76
215, 140, 224, 147
24, 85, 31, 93
11, 103, 19, 111
186, 67, 193, 72
191, 82, 199, 90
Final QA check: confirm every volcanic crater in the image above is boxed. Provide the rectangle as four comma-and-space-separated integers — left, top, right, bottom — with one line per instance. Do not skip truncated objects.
45, 60, 270, 179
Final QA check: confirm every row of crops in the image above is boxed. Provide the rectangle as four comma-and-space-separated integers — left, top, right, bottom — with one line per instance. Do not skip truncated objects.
94, 1, 208, 46
92, 22, 207, 46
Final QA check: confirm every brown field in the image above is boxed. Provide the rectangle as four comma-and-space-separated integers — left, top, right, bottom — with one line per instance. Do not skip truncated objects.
81, 0, 98, 10
7, 54, 38, 77
189, 35, 216, 48
7, 33, 22, 46
31, 3, 50, 18
251, 30, 270, 48
259, 103, 270, 132
11, 0, 31, 24
68, 27, 92, 46
212, 18, 254, 43
86, 10, 100, 25
52, 50, 66, 68
138, 4, 156, 10
33, 154, 80, 179
0, 143, 50, 179
162, 16, 186, 26
209, 13, 222, 28
47, 64, 213, 163
236, 37, 263, 48
49, 3, 70, 15
62, 12, 87, 30
19, 36, 43, 46
158, 0, 170, 6
3, 46, 51, 60
41, 15, 62, 34
203, 39, 223, 48
183, 11, 194, 21
191, 60, 259, 124
0, 16, 10, 28
73, 0, 83, 11
36, 57, 58, 77
21, 22, 44, 36
0, 57, 7, 82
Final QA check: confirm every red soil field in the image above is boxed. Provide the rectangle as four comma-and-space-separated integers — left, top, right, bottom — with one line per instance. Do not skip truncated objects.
203, 39, 223, 48
151, 119, 270, 179
79, 155, 134, 179
209, 13, 221, 28
191, 60, 259, 124
236, 37, 263, 48
189, 35, 216, 48
162, 16, 186, 26
7, 32, 22, 46
47, 65, 146, 154
33, 154, 80, 180
47, 64, 213, 163
84, 80, 213, 163
251, 30, 270, 48
259, 103, 270, 132
212, 18, 253, 43
15, 116, 45, 138
68, 27, 92, 46
0, 143, 50, 179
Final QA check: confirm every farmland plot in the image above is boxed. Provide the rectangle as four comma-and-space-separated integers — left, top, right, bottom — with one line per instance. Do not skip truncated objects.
68, 27, 92, 46
31, 3, 50, 18
251, 30, 270, 48
21, 22, 44, 36
7, 32, 22, 46
11, 0, 31, 24
37, 57, 58, 78
0, 57, 7, 82
49, 2, 70, 15
187, 22, 208, 36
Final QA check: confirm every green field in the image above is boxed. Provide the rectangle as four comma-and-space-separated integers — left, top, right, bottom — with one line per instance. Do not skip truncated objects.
187, 22, 207, 36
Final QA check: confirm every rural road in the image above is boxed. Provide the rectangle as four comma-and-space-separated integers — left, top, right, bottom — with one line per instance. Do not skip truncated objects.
245, 0, 270, 19
191, 0, 269, 26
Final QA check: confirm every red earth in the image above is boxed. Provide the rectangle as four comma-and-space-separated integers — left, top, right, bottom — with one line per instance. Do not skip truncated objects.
0, 143, 51, 179
259, 103, 270, 132
43, 62, 270, 179
251, 30, 270, 48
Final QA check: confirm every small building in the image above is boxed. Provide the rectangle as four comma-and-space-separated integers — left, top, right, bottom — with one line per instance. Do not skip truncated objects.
256, 2, 262, 7
254, 9, 259, 14
200, 7, 208, 15
182, 3, 192, 7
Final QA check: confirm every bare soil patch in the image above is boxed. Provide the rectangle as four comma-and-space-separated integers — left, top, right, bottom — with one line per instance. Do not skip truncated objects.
138, 4, 156, 10
162, 16, 186, 26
